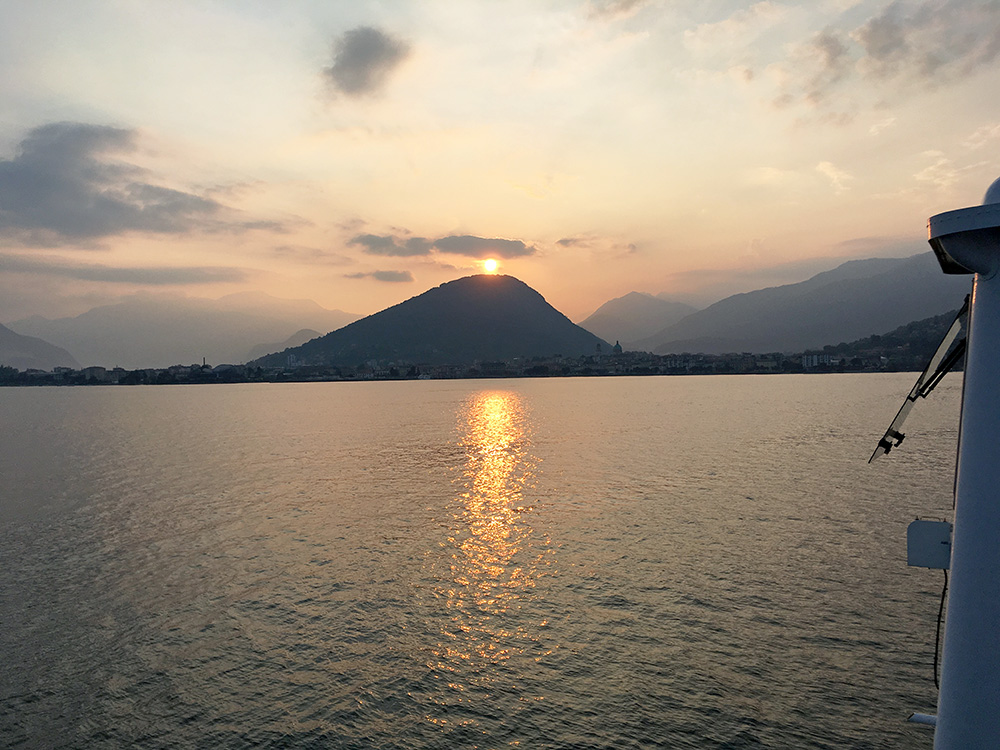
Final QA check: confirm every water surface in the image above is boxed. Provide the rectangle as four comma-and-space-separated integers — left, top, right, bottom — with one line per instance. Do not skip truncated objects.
1, 374, 957, 748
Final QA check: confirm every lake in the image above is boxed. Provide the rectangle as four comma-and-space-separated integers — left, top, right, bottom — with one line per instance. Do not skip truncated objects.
0, 374, 958, 748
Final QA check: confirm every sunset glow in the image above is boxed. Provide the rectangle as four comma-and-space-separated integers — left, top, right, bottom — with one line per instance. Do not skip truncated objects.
0, 2, 997, 324
483, 259, 499, 274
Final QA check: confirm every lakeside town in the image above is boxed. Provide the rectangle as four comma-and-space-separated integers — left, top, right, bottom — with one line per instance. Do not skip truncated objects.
0, 343, 922, 387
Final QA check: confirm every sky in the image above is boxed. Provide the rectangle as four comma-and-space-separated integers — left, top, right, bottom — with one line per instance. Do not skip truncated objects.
1, 0, 999, 323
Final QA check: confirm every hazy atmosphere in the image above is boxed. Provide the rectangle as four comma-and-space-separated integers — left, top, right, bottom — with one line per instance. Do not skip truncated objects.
1, 0, 998, 323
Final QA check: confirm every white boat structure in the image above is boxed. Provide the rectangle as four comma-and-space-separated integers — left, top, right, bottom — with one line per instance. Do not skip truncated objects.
873, 174, 1000, 748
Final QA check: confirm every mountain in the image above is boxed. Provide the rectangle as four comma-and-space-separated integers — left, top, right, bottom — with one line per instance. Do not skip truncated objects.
578, 292, 697, 344
634, 253, 970, 354
254, 274, 609, 367
246, 329, 321, 362
0, 324, 80, 371
8, 292, 359, 369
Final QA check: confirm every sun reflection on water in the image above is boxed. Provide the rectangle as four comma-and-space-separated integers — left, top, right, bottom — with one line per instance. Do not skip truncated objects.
430, 390, 551, 680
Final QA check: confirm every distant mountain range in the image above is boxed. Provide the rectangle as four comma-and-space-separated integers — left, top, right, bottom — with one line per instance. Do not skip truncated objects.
579, 292, 698, 345
583, 253, 969, 354
254, 274, 609, 367
0, 324, 80, 371
1, 252, 975, 372
7, 292, 359, 369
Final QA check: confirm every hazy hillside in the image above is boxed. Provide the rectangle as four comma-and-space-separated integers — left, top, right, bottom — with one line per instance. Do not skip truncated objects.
0, 324, 80, 371
246, 329, 321, 362
579, 292, 697, 344
634, 253, 970, 354
255, 274, 609, 367
9, 292, 359, 369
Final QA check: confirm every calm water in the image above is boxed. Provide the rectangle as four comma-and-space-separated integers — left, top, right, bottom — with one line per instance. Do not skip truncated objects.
1, 374, 960, 749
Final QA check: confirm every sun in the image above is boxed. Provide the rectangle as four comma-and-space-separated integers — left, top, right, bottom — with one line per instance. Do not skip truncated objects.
483, 258, 499, 274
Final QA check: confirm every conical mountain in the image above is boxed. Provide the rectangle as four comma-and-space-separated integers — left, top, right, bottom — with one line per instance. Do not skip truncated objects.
255, 274, 608, 367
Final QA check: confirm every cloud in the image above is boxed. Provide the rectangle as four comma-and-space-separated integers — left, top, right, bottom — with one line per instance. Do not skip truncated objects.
852, 4, 909, 77
372, 270, 413, 282
404, 237, 435, 255
772, 27, 852, 109
555, 234, 636, 255
324, 26, 410, 97
869, 116, 896, 135
348, 233, 432, 256
746, 166, 801, 187
834, 235, 925, 257
964, 122, 1000, 150
684, 2, 787, 53
345, 270, 414, 282
348, 231, 537, 259
913, 150, 964, 189
270, 245, 354, 265
587, 0, 649, 21
808, 29, 851, 98
0, 253, 248, 285
0, 122, 277, 247
432, 235, 536, 259
774, 1, 1000, 112
816, 161, 854, 193
849, 1, 1000, 83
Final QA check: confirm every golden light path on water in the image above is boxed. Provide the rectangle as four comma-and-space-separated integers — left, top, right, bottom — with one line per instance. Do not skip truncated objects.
429, 390, 552, 692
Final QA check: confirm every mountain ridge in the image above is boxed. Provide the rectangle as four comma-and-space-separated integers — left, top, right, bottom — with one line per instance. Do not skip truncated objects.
8, 292, 359, 369
630, 253, 969, 354
579, 292, 697, 344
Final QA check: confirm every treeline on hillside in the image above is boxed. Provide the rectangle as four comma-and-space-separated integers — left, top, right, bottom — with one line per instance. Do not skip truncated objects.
805, 308, 964, 372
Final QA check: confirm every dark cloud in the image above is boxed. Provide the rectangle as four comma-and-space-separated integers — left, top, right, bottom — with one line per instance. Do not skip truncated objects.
348, 232, 536, 259
345, 269, 414, 283
0, 122, 279, 246
432, 235, 536, 259
773, 27, 852, 110
777, 1, 1000, 111
372, 270, 413, 282
854, 5, 909, 74
324, 26, 410, 97
852, 0, 1000, 81
404, 237, 434, 255
348, 233, 431, 256
807, 29, 851, 104
349, 233, 397, 254
0, 253, 248, 285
